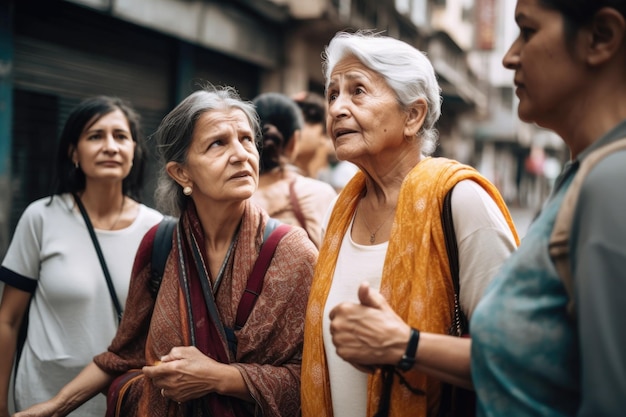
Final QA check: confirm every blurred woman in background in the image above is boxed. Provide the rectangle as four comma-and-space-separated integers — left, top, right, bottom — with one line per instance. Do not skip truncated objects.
0, 96, 162, 417
251, 92, 337, 248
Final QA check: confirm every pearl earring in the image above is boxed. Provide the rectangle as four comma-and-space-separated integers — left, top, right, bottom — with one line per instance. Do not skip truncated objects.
183, 186, 192, 196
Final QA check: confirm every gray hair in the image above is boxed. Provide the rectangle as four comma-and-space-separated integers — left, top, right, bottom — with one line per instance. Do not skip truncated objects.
323, 31, 442, 156
154, 85, 260, 216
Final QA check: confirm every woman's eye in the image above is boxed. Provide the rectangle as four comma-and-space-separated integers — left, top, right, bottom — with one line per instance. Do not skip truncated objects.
355, 87, 365, 95
520, 27, 534, 41
327, 92, 337, 102
242, 136, 253, 142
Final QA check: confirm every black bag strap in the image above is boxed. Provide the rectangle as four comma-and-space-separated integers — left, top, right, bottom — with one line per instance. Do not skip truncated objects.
149, 216, 178, 296
73, 194, 123, 323
441, 186, 469, 336
438, 185, 476, 417
376, 186, 475, 417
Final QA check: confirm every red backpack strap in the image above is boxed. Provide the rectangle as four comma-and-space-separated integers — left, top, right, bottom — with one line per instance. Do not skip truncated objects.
235, 223, 292, 329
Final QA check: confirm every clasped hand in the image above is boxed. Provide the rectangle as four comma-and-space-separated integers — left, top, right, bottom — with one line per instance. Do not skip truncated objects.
143, 346, 227, 403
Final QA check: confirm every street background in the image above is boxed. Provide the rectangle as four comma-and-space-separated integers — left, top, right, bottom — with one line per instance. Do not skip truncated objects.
509, 206, 537, 239
0, 0, 567, 257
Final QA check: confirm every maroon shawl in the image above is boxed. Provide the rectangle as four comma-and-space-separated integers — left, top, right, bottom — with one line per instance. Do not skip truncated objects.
94, 201, 317, 416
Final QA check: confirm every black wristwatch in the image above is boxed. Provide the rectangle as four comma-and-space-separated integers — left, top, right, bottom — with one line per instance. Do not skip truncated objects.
397, 327, 420, 371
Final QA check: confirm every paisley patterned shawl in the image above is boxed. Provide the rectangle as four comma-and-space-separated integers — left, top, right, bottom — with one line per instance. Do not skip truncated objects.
95, 200, 317, 417
301, 157, 519, 417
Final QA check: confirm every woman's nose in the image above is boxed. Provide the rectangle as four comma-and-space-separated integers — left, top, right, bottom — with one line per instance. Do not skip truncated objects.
102, 134, 119, 153
230, 140, 250, 162
328, 94, 348, 119
502, 42, 520, 70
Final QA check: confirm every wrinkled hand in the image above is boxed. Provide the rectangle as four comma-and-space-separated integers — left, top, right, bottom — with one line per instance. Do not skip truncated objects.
143, 346, 227, 403
12, 399, 60, 417
329, 282, 411, 369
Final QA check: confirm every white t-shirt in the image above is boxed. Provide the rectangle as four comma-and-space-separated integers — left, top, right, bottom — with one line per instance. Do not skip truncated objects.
321, 180, 518, 417
1, 193, 162, 416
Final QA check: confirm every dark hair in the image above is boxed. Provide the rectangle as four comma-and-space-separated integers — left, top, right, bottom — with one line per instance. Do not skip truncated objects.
539, 0, 626, 42
154, 85, 260, 216
51, 96, 145, 200
293, 91, 327, 134
253, 92, 303, 174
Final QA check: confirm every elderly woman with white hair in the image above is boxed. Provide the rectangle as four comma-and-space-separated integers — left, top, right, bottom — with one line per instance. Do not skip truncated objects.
301, 31, 519, 417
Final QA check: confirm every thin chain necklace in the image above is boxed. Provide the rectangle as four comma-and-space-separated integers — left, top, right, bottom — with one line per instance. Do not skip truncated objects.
108, 197, 125, 230
77, 194, 126, 230
358, 201, 396, 244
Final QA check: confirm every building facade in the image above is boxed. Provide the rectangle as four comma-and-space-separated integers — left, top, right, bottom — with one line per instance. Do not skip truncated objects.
0, 0, 487, 256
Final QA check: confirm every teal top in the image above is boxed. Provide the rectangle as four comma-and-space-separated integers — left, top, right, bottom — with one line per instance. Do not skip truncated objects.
471, 120, 626, 417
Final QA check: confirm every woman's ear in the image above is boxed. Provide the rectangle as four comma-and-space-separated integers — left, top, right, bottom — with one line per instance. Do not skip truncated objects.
68, 146, 77, 165
166, 161, 191, 188
404, 99, 428, 138
586, 7, 626, 66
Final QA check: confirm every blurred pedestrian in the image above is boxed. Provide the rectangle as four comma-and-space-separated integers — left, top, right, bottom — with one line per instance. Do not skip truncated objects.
301, 31, 519, 417
0, 96, 163, 417
251, 92, 337, 248
292, 90, 359, 192
471, 0, 626, 415
13, 85, 317, 417
292, 91, 331, 178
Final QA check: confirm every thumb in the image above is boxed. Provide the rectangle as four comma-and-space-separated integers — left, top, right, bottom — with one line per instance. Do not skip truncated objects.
358, 282, 390, 310
160, 346, 183, 363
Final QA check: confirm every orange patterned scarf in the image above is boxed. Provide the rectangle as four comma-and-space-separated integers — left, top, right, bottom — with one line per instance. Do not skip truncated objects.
301, 157, 519, 417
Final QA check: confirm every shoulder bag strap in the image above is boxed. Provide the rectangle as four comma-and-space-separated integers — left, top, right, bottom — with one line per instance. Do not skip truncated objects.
289, 178, 309, 232
73, 194, 123, 323
549, 137, 626, 318
442, 186, 467, 336
439, 186, 476, 417
149, 216, 178, 296
235, 223, 292, 329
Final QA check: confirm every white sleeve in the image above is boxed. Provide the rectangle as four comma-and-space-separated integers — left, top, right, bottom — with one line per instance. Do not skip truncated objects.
451, 180, 517, 319
1, 201, 44, 281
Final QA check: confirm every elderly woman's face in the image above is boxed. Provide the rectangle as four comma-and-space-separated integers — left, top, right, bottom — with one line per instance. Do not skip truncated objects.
184, 108, 259, 205
326, 55, 408, 164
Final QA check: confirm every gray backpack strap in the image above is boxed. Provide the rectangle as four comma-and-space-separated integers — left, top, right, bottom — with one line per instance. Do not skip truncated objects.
263, 217, 280, 241
549, 138, 626, 318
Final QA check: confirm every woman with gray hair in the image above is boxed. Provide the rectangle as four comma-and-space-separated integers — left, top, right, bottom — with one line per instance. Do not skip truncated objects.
15, 85, 317, 417
301, 31, 519, 417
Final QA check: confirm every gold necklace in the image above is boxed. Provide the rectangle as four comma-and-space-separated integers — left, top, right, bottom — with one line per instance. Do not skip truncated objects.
358, 202, 396, 244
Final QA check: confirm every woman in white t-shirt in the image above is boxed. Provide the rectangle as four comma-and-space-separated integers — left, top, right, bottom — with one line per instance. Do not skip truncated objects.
0, 96, 162, 417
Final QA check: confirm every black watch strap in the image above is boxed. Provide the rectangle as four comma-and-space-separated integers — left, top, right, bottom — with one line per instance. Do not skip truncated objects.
397, 327, 420, 371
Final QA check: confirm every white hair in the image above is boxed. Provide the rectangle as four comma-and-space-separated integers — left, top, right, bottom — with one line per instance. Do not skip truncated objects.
323, 31, 442, 155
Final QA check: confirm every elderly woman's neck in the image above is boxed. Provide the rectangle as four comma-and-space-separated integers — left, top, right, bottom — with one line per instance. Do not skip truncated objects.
361, 151, 424, 205
196, 201, 245, 250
